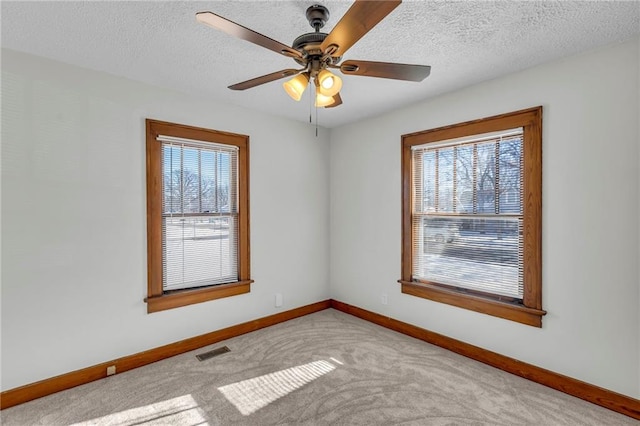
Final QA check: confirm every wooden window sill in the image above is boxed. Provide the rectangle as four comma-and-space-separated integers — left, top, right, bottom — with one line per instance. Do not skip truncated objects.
399, 280, 546, 327
146, 280, 253, 313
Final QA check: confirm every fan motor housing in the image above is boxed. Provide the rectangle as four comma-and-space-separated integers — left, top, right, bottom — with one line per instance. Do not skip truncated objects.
292, 32, 327, 51
292, 32, 342, 66
306, 4, 329, 30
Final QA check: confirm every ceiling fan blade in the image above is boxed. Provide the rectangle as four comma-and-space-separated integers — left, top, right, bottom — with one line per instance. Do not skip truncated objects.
340, 60, 431, 81
325, 93, 343, 108
196, 12, 302, 59
228, 69, 300, 91
320, 0, 401, 57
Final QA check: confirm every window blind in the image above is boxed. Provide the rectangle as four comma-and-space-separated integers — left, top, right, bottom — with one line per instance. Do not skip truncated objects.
158, 135, 239, 291
411, 129, 524, 300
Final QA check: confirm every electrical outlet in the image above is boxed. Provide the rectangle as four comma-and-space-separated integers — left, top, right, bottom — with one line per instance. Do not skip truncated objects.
275, 293, 283, 308
381, 294, 388, 305
106, 365, 116, 376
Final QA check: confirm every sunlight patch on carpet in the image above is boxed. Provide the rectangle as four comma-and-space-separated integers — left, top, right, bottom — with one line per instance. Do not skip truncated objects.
218, 359, 336, 415
70, 394, 208, 426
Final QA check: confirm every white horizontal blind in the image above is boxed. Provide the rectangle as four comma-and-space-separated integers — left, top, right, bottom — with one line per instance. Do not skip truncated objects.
158, 135, 239, 291
411, 129, 524, 300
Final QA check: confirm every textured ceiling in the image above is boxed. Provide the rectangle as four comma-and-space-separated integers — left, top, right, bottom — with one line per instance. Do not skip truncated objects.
2, 1, 639, 128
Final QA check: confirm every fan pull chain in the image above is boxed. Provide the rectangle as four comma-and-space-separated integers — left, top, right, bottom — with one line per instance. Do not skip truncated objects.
308, 81, 318, 137
309, 81, 313, 123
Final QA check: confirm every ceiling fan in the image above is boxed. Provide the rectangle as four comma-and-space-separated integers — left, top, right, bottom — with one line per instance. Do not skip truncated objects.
196, 0, 431, 109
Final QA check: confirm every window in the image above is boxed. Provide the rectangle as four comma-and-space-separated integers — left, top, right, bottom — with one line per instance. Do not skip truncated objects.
146, 119, 251, 313
400, 107, 545, 327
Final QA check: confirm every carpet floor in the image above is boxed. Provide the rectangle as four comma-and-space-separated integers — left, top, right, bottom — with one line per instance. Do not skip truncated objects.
1, 309, 635, 425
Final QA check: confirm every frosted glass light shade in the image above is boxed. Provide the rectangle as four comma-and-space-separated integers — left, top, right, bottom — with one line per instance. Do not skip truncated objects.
283, 73, 309, 101
317, 70, 342, 97
315, 91, 337, 107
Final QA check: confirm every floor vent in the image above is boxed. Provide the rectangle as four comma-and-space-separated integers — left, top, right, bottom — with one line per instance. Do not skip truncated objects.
196, 346, 230, 361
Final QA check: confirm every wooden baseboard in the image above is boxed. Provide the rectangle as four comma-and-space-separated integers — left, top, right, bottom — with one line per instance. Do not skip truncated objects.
0, 300, 331, 410
330, 299, 640, 420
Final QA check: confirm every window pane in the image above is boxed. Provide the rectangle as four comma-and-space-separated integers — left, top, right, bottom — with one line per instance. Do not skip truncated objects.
423, 151, 436, 212
162, 215, 237, 291
199, 150, 233, 214
217, 152, 232, 213
182, 147, 200, 213
163, 145, 181, 214
476, 142, 496, 214
200, 150, 216, 213
437, 148, 454, 213
456, 145, 474, 213
418, 216, 522, 299
499, 137, 522, 214
162, 145, 235, 215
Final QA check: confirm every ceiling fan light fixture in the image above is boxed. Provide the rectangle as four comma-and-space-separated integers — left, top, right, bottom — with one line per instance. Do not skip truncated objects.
283, 73, 310, 101
317, 69, 342, 97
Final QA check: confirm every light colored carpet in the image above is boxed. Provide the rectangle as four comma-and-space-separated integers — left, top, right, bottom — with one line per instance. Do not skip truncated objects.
1, 309, 635, 425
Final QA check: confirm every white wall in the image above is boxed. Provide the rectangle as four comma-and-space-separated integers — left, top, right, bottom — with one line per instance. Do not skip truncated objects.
637, 36, 640, 400
0, 49, 330, 391
330, 37, 640, 398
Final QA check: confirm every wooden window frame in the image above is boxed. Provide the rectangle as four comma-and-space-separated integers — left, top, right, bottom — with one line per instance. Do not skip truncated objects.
145, 119, 252, 313
399, 107, 545, 327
